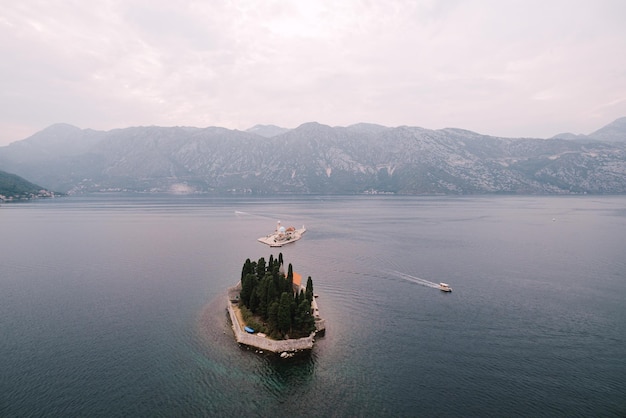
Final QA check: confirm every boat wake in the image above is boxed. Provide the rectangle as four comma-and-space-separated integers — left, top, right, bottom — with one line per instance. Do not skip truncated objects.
385, 269, 441, 289
234, 210, 287, 221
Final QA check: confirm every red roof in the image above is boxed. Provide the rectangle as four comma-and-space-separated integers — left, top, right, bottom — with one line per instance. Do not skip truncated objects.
293, 271, 302, 287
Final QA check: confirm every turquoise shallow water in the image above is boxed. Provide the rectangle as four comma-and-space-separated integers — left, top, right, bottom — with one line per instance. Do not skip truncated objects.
1, 194, 625, 417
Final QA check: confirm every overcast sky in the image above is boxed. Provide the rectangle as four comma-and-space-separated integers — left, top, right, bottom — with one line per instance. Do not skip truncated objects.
1, 0, 625, 145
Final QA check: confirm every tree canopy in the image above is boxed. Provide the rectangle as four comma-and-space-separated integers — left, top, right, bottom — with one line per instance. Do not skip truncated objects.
239, 253, 315, 339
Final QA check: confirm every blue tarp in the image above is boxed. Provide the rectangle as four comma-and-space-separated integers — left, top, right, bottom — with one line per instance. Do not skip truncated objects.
244, 326, 255, 333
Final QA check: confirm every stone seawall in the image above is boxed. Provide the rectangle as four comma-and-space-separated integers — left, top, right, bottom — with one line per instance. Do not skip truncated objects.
311, 294, 326, 333
227, 284, 322, 353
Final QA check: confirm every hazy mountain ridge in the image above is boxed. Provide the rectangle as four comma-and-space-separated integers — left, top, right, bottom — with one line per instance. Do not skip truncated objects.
552, 117, 626, 142
588, 117, 626, 142
1, 119, 625, 195
246, 124, 291, 138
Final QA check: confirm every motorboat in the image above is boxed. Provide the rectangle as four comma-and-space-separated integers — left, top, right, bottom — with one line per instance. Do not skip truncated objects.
439, 283, 452, 292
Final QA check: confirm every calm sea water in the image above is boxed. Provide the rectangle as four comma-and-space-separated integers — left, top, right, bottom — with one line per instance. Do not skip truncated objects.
1, 194, 625, 417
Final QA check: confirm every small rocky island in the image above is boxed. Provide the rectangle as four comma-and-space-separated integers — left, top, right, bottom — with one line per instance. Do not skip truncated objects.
257, 221, 306, 247
227, 253, 325, 356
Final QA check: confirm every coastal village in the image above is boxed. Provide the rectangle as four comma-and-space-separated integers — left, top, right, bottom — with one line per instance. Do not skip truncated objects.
0, 189, 57, 202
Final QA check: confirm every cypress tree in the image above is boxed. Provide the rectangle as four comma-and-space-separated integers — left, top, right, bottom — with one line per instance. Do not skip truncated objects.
295, 299, 310, 331
293, 299, 304, 329
256, 257, 266, 279
290, 298, 297, 327
294, 288, 301, 306
305, 276, 314, 302
303, 305, 316, 333
268, 301, 279, 331
266, 274, 277, 308
241, 258, 253, 282
287, 263, 294, 295
257, 276, 269, 317
277, 292, 292, 335
240, 273, 255, 307
273, 265, 281, 294
249, 287, 260, 313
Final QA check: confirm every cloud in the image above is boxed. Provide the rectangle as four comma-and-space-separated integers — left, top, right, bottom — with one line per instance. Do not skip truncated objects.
1, 0, 625, 145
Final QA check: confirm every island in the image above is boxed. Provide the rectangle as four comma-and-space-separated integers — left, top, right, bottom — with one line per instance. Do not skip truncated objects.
227, 253, 325, 356
257, 221, 306, 247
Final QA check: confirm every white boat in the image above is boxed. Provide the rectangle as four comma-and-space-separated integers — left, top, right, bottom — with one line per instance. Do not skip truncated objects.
257, 221, 306, 247
439, 283, 452, 292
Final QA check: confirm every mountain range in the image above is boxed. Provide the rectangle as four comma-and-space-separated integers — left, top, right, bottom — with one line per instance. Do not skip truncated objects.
0, 118, 625, 195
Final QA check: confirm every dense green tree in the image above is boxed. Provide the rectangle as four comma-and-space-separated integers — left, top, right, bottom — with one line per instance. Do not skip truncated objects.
266, 275, 277, 307
240, 273, 256, 306
272, 266, 281, 294
241, 258, 253, 281
268, 301, 279, 329
256, 276, 267, 317
305, 276, 314, 302
237, 253, 315, 338
303, 305, 316, 333
295, 299, 310, 330
249, 286, 260, 313
287, 263, 294, 294
277, 292, 292, 334
256, 257, 266, 279
290, 298, 297, 327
